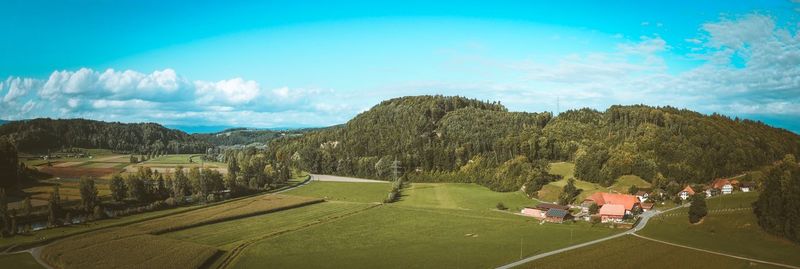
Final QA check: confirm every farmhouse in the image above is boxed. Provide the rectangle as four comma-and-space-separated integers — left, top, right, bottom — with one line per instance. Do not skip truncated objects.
711, 178, 733, 194
740, 182, 755, 192
599, 204, 625, 223
678, 185, 695, 200
545, 208, 570, 223
640, 202, 654, 212
521, 203, 570, 219
635, 190, 650, 203
582, 192, 639, 215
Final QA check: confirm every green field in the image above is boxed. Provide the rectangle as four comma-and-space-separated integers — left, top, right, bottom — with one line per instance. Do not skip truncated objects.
231, 204, 618, 269
0, 253, 43, 269
145, 154, 204, 164
400, 183, 534, 211
539, 162, 650, 203
522, 235, 781, 269
283, 181, 390, 203
639, 192, 800, 266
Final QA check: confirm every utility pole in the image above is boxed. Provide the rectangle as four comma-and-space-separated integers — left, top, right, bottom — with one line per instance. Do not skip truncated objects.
520, 237, 523, 259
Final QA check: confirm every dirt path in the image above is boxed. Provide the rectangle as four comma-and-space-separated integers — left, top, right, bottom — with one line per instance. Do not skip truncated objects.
310, 174, 388, 183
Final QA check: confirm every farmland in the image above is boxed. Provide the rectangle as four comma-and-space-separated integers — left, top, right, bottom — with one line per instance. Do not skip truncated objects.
282, 181, 390, 203
639, 192, 800, 266
39, 193, 321, 269
0, 252, 42, 269
521, 235, 781, 269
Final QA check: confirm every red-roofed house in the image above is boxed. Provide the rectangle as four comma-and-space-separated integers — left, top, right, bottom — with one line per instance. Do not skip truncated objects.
678, 185, 695, 200
711, 178, 733, 194
581, 192, 639, 215
599, 204, 625, 223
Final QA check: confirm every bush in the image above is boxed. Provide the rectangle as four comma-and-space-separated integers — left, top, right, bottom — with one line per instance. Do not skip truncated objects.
688, 193, 707, 224
496, 202, 507, 210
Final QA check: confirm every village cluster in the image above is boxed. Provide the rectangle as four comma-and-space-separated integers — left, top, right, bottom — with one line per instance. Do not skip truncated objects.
521, 177, 754, 224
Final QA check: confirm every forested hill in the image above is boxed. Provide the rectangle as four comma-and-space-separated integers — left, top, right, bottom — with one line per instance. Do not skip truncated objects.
192, 128, 319, 146
266, 95, 800, 192
0, 118, 212, 154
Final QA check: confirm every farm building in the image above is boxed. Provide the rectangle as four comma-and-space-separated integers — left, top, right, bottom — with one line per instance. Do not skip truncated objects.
678, 185, 695, 200
521, 203, 569, 219
599, 204, 625, 223
740, 182, 755, 192
640, 202, 654, 212
710, 178, 733, 194
545, 208, 570, 223
581, 192, 639, 215
635, 190, 650, 203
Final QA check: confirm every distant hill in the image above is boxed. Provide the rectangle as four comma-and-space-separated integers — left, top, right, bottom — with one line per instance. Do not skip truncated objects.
192, 127, 320, 146
267, 95, 800, 191
0, 118, 212, 153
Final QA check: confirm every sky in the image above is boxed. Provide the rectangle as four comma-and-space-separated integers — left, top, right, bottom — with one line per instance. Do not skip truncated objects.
1, 0, 799, 133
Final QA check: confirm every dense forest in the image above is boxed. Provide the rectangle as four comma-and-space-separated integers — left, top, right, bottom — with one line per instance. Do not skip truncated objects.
753, 154, 800, 243
0, 118, 212, 154
192, 128, 318, 146
263, 95, 800, 193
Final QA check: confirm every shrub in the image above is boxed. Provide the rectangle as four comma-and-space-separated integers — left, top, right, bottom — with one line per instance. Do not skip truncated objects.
496, 202, 507, 210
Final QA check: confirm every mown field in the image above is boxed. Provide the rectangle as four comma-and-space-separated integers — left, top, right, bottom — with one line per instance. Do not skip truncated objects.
399, 182, 534, 211
522, 235, 781, 269
39, 193, 321, 269
0, 252, 42, 269
283, 181, 390, 203
639, 192, 800, 266
538, 162, 651, 203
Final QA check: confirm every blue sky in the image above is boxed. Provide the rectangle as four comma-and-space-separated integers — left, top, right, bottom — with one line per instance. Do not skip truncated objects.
1, 0, 799, 133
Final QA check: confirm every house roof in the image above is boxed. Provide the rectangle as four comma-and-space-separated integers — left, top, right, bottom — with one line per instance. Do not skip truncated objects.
635, 190, 649, 196
740, 182, 755, 188
536, 203, 570, 211
711, 178, 732, 189
545, 208, 569, 218
640, 203, 654, 209
584, 192, 639, 210
680, 185, 695, 195
599, 204, 625, 216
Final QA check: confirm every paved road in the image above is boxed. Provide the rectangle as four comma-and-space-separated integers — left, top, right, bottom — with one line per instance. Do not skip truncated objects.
310, 174, 388, 183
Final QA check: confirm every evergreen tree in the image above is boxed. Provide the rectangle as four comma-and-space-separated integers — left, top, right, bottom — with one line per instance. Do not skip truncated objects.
79, 176, 99, 212
47, 186, 62, 227
688, 193, 707, 224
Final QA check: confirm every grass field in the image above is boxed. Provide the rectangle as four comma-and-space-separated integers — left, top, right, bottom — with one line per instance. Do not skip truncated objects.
282, 181, 390, 203
41, 228, 219, 269
0, 253, 43, 269
522, 235, 781, 269
538, 162, 650, 203
230, 204, 619, 269
40, 193, 320, 269
639, 192, 800, 266
400, 183, 535, 211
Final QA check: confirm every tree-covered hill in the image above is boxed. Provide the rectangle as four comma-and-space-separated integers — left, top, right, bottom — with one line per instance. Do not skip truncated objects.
266, 95, 800, 193
0, 118, 212, 154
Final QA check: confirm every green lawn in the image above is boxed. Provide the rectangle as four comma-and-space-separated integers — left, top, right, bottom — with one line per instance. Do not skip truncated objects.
0, 252, 44, 269
640, 192, 800, 266
399, 183, 535, 211
283, 181, 391, 203
522, 235, 781, 269
548, 162, 575, 179
145, 154, 203, 164
231, 204, 619, 269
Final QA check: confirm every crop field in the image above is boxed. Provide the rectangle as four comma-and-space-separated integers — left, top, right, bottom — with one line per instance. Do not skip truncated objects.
521, 235, 781, 269
131, 194, 323, 234
639, 192, 800, 266
0, 253, 42, 269
39, 193, 320, 269
282, 181, 390, 203
41, 228, 219, 269
13, 181, 112, 210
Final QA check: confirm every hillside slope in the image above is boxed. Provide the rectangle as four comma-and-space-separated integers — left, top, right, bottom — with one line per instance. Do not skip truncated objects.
267, 96, 800, 192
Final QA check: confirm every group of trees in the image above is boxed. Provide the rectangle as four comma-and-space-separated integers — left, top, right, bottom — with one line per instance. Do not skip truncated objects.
192, 128, 316, 146
109, 166, 225, 204
754, 154, 800, 243
0, 118, 212, 154
222, 147, 293, 195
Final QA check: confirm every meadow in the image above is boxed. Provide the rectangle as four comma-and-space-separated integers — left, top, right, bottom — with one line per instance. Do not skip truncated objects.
282, 181, 390, 203
639, 192, 800, 266
522, 235, 781, 269
538, 162, 650, 203
0, 252, 42, 269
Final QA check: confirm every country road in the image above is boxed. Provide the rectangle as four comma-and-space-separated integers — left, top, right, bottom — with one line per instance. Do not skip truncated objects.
310, 174, 388, 183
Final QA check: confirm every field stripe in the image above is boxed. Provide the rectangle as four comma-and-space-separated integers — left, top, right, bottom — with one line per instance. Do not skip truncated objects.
631, 233, 800, 269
